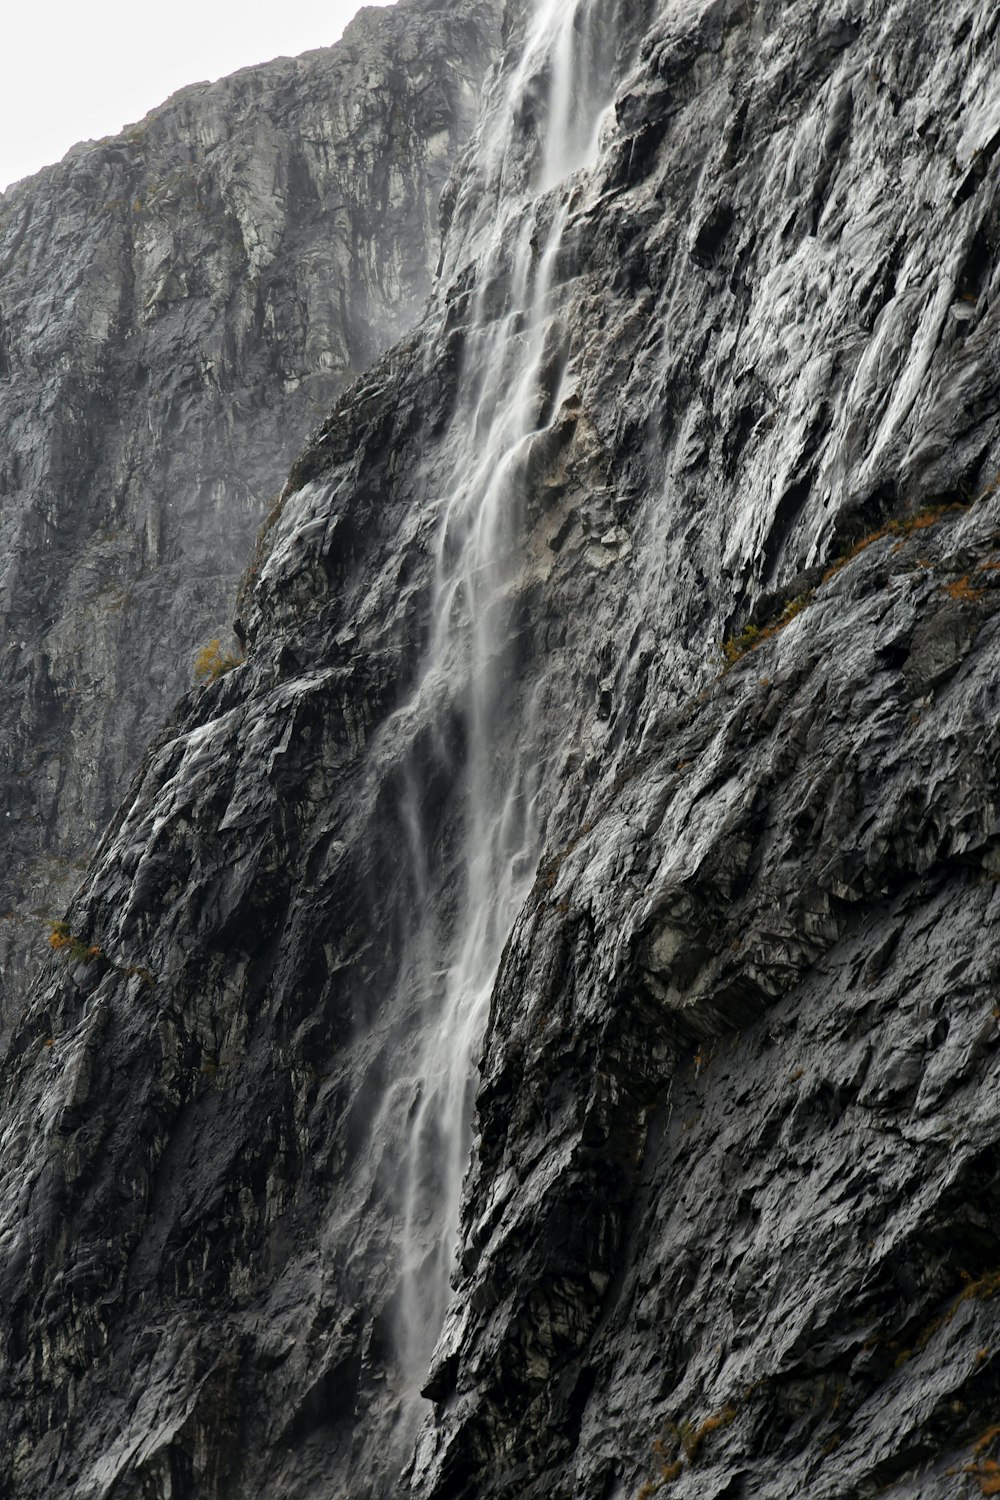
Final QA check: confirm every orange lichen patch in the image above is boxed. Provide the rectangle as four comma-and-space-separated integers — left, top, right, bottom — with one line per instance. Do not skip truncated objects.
942, 574, 986, 601
973, 1427, 1000, 1459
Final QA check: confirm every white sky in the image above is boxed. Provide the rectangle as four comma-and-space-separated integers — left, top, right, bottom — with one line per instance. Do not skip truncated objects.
0, 0, 396, 192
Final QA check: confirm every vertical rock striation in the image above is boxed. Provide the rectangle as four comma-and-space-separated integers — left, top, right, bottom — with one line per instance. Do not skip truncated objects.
1, 0, 1000, 1498
0, 0, 499, 1026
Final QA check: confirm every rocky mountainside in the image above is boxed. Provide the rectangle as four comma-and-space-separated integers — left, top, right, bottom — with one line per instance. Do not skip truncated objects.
0, 0, 499, 1026
2, 0, 1000, 1498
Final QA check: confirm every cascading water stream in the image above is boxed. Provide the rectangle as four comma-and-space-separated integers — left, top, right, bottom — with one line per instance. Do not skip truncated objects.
395, 204, 566, 1387
378, 0, 628, 1435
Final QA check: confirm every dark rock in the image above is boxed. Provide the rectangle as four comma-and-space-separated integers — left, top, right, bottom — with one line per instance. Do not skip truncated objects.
2, 1, 1000, 1499
0, 0, 500, 1031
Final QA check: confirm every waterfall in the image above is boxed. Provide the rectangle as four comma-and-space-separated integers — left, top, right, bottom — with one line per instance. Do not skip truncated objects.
379, 0, 626, 1435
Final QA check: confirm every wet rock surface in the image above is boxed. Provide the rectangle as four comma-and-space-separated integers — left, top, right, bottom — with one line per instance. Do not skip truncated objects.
2, 0, 1000, 1498
432, 498, 1000, 1499
0, 0, 499, 1027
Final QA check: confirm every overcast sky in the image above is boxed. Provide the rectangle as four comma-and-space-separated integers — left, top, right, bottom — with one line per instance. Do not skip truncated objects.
0, 0, 395, 192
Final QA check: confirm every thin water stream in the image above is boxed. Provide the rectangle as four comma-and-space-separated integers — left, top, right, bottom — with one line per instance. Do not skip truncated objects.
378, 0, 629, 1438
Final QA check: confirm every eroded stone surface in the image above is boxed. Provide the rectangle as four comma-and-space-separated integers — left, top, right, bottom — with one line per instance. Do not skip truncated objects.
0, 0, 499, 1026
1, 0, 1000, 1498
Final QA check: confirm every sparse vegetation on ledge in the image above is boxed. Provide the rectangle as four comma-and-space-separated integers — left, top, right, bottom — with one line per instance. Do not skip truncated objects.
821, 500, 973, 585
47, 922, 102, 964
193, 637, 244, 683
720, 591, 813, 668
955, 1425, 1000, 1495
46, 921, 153, 988
637, 1405, 739, 1495
718, 482, 1000, 672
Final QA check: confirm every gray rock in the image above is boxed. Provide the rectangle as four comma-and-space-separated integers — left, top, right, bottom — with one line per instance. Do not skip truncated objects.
0, 0, 500, 1030
2, 0, 1000, 1498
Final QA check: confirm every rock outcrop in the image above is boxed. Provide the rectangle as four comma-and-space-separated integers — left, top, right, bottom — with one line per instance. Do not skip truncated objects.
0, 0, 499, 1026
2, 0, 1000, 1498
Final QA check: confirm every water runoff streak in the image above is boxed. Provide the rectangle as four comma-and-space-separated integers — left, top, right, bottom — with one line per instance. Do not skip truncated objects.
393, 0, 624, 1409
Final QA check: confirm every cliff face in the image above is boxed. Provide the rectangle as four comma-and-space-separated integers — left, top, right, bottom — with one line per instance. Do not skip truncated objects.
0, 0, 499, 1026
2, 1, 1000, 1499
